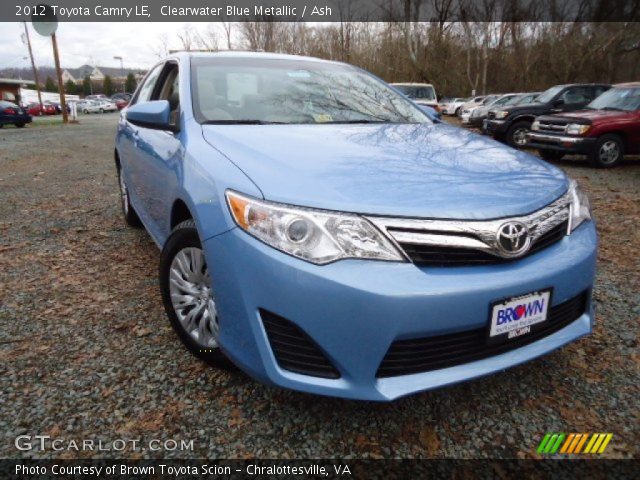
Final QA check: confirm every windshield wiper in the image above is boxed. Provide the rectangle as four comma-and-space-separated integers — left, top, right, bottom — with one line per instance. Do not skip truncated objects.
202, 120, 285, 125
602, 107, 623, 111
323, 119, 392, 124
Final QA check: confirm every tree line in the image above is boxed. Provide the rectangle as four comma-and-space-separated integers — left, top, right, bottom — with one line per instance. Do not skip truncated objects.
38, 73, 138, 96
160, 20, 639, 97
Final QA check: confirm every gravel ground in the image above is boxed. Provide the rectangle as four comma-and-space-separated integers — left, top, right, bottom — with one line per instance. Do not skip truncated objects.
0, 115, 638, 459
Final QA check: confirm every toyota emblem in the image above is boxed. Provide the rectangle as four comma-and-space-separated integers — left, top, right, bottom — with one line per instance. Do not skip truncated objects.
496, 221, 530, 256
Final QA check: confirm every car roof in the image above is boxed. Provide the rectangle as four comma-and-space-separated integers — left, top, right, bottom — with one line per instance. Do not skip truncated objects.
390, 82, 434, 87
549, 83, 611, 88
175, 50, 346, 67
613, 82, 640, 88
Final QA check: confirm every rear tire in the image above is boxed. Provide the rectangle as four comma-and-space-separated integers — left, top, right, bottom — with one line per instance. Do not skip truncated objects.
15, 122, 25, 128
539, 149, 564, 161
455, 107, 461, 116
588, 134, 623, 168
159, 220, 228, 367
506, 121, 532, 148
117, 167, 142, 227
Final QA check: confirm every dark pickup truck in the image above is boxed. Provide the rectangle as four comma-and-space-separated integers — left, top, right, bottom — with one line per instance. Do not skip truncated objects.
484, 83, 611, 147
527, 83, 640, 168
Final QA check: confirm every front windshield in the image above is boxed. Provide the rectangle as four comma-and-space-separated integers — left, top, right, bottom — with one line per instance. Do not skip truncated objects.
587, 87, 640, 111
503, 95, 524, 106
492, 95, 515, 106
394, 85, 436, 101
192, 58, 429, 124
535, 86, 564, 104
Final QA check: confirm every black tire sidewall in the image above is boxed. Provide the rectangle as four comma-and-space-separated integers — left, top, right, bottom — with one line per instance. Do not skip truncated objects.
589, 134, 623, 168
507, 121, 531, 148
159, 221, 228, 366
117, 168, 142, 227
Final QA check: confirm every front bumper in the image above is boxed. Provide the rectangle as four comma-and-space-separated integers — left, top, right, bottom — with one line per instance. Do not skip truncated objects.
204, 222, 597, 401
484, 119, 509, 135
465, 116, 485, 127
526, 132, 596, 154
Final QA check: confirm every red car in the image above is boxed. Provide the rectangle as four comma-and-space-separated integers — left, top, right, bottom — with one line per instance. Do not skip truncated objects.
26, 102, 57, 116
527, 82, 640, 167
115, 98, 129, 110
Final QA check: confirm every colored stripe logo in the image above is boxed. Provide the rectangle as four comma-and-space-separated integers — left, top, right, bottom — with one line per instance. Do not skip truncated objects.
537, 433, 613, 454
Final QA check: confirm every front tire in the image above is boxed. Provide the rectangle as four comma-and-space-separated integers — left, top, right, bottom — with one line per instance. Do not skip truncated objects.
455, 107, 461, 116
160, 220, 227, 366
588, 134, 623, 168
117, 168, 142, 227
506, 120, 531, 148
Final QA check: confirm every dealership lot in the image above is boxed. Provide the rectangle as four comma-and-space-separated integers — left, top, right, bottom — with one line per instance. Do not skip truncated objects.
0, 115, 637, 458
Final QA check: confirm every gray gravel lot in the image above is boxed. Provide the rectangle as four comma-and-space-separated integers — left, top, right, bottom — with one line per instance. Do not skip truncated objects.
0, 115, 638, 459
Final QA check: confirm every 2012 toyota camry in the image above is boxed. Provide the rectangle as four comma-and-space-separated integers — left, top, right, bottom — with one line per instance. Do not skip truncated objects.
115, 52, 597, 401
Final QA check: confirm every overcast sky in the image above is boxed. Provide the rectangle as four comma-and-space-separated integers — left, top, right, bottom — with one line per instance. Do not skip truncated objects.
0, 22, 224, 71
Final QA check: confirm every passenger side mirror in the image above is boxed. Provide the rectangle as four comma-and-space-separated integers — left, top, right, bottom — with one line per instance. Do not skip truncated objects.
553, 98, 565, 107
126, 100, 179, 133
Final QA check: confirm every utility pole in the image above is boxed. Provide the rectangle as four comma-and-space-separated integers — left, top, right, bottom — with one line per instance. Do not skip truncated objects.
51, 32, 68, 123
23, 22, 43, 109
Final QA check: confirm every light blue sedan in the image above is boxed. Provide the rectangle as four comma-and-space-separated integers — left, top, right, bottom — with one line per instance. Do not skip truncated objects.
115, 52, 597, 401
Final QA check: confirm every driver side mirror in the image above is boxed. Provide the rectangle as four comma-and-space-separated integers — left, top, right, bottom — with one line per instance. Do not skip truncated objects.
126, 100, 179, 133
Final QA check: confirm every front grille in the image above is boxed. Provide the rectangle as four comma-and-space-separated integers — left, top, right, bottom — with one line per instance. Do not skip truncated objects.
376, 290, 588, 378
261, 309, 340, 379
537, 121, 568, 134
398, 220, 568, 267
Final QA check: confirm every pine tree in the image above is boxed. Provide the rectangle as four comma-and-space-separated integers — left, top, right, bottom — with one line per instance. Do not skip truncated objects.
125, 73, 137, 93
103, 75, 114, 96
82, 76, 92, 96
64, 79, 76, 95
44, 76, 57, 92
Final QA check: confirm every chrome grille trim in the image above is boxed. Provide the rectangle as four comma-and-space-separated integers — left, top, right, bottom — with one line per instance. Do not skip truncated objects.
537, 122, 567, 133
367, 191, 571, 261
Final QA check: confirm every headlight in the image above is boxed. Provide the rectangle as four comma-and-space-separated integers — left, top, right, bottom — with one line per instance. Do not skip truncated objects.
531, 120, 540, 131
494, 110, 509, 119
568, 180, 592, 232
226, 191, 404, 265
565, 123, 590, 136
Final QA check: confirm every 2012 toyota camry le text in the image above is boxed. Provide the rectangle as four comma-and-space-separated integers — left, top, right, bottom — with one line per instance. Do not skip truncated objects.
114, 52, 597, 401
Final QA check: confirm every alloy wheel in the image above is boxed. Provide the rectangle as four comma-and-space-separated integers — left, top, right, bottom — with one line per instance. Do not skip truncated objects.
598, 140, 620, 165
513, 128, 528, 146
169, 247, 219, 348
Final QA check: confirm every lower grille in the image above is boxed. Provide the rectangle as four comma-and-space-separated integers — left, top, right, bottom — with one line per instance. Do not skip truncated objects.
261, 309, 340, 379
376, 290, 588, 378
398, 220, 568, 267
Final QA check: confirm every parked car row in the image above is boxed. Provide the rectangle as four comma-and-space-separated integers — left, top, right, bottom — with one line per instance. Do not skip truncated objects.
446, 82, 639, 167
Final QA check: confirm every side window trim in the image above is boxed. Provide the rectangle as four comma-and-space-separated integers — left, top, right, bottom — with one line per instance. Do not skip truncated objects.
130, 62, 165, 106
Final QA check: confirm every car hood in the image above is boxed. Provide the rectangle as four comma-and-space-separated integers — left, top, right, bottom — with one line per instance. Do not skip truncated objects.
541, 109, 631, 123
201, 122, 568, 220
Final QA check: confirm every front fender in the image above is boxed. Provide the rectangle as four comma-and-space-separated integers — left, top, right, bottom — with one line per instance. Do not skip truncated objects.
175, 125, 262, 243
